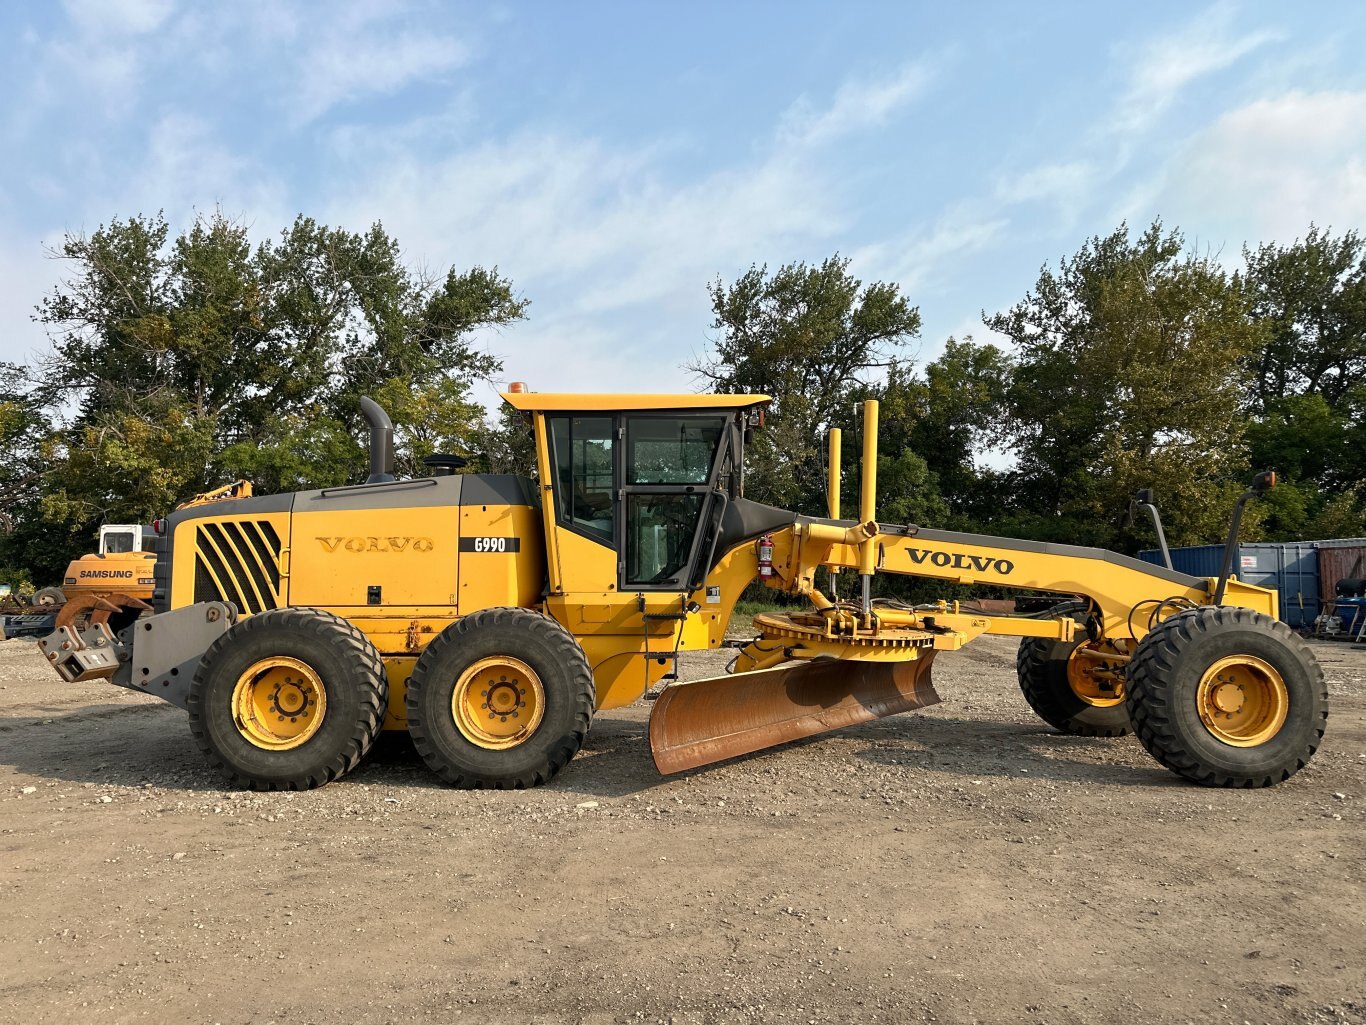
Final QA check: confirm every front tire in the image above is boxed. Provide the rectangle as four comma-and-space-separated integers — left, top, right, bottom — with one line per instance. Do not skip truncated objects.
406, 607, 595, 788
188, 607, 388, 790
1017, 634, 1132, 737
1125, 606, 1327, 787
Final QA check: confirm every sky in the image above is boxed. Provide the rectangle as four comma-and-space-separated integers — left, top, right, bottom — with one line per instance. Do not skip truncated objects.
2, 0, 1365, 411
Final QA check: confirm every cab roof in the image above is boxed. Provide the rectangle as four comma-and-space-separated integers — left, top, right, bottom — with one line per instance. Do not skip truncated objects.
500, 391, 771, 413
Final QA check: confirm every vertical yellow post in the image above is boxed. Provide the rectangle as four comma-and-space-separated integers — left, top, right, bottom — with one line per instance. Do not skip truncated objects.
532, 412, 564, 595
826, 428, 842, 520
827, 427, 842, 589
859, 400, 878, 577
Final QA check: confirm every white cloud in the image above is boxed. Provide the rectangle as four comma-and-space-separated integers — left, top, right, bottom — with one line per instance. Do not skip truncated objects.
323, 128, 844, 398
335, 70, 930, 294
61, 0, 176, 36
125, 114, 290, 227
292, 7, 470, 123
990, 5, 1282, 240
849, 211, 1007, 298
1113, 3, 1278, 136
778, 61, 936, 149
322, 61, 943, 402
19, 0, 181, 122
994, 161, 1095, 207
1147, 90, 1366, 246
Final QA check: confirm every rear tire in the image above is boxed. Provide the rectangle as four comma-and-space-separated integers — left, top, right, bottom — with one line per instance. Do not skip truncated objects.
188, 607, 388, 790
1017, 634, 1131, 737
1125, 606, 1327, 787
406, 607, 595, 788
33, 587, 66, 607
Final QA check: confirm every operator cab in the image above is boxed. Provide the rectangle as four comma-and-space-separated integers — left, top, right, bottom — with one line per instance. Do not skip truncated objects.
98, 524, 152, 555
503, 389, 769, 594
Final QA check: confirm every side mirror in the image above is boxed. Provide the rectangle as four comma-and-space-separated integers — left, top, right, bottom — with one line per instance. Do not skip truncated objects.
1252, 470, 1277, 494
1134, 488, 1155, 505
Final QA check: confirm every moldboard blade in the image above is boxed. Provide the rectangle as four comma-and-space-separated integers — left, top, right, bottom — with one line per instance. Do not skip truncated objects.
648, 654, 940, 775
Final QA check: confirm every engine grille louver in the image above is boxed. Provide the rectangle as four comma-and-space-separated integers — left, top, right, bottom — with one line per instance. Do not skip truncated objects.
192, 520, 283, 615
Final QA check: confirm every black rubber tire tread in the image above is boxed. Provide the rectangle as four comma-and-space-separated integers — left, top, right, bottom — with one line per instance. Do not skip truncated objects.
33, 587, 67, 606
1016, 634, 1131, 738
1125, 606, 1328, 788
406, 607, 595, 789
187, 607, 388, 791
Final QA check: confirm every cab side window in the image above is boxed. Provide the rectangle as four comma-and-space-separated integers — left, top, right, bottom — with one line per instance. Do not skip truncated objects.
548, 415, 615, 544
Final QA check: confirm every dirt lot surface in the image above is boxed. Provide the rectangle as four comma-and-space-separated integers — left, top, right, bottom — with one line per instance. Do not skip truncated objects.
1, 633, 1363, 1025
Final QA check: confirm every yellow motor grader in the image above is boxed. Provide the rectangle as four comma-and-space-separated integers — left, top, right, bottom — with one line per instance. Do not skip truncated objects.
38, 389, 1326, 791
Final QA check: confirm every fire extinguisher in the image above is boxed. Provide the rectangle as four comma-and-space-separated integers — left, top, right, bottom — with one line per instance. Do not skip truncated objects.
757, 533, 774, 577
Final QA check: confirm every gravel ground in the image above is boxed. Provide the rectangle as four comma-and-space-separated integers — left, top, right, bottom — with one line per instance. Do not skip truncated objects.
1, 633, 1363, 1025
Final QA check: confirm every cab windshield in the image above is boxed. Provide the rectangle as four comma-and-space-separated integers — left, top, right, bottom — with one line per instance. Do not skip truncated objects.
101, 530, 136, 554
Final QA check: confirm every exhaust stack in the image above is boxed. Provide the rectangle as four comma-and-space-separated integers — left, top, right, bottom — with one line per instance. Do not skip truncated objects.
360, 396, 395, 484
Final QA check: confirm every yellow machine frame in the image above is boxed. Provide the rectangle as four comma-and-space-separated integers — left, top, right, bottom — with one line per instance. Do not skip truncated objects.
500, 390, 1276, 709
41, 386, 1319, 794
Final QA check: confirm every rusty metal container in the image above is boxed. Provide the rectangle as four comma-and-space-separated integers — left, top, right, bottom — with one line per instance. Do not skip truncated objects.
1317, 540, 1366, 602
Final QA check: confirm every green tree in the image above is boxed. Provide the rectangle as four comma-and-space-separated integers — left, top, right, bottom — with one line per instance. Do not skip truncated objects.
872, 339, 1012, 525
1305, 485, 1366, 540
1243, 228, 1366, 528
691, 255, 923, 513
471, 404, 538, 477
0, 370, 56, 584
1244, 225, 1366, 410
985, 221, 1261, 550
17, 210, 527, 576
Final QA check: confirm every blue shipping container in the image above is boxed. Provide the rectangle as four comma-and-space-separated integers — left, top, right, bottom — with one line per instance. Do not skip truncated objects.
1137, 542, 1321, 629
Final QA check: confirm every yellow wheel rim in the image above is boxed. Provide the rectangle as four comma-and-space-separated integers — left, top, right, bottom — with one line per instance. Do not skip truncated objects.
452, 656, 545, 750
231, 656, 327, 751
1066, 644, 1125, 707
1197, 655, 1288, 747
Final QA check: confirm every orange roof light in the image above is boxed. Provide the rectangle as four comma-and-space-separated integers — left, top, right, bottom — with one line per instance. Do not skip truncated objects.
507, 381, 528, 394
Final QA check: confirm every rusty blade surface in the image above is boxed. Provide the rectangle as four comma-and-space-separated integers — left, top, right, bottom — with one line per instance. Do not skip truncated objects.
649, 654, 940, 775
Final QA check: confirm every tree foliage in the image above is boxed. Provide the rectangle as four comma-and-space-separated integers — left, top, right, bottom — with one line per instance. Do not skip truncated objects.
4, 210, 1363, 591
690, 255, 922, 512
4, 211, 525, 579
706, 221, 1363, 563
1245, 225, 1366, 409
871, 340, 1012, 525
984, 222, 1261, 549
1242, 227, 1366, 530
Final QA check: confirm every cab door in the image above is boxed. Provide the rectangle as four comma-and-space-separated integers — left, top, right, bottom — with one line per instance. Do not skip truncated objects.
538, 409, 732, 708
617, 413, 729, 593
